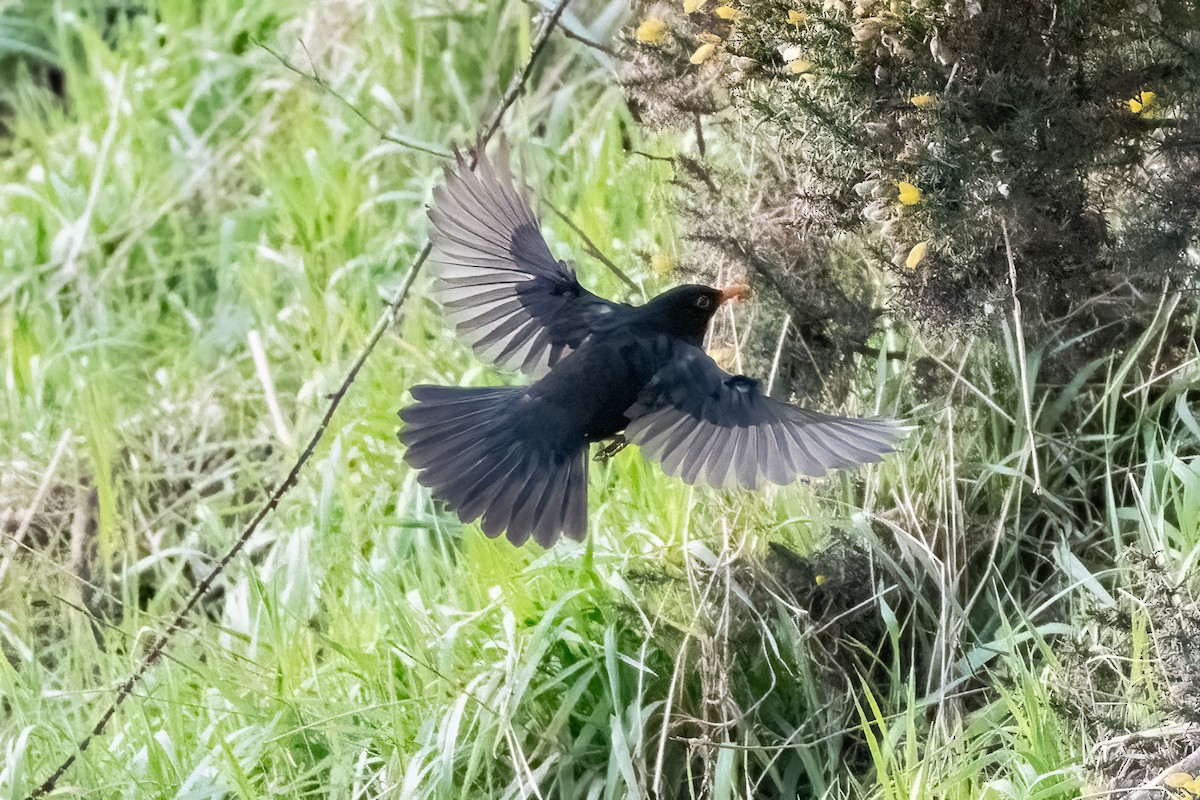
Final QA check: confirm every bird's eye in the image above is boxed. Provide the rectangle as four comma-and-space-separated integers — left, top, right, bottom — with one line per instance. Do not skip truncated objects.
695, 296, 712, 310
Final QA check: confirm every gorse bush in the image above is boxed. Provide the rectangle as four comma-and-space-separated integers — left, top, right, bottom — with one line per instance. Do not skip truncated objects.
625, 0, 1200, 350
623, 2, 1200, 794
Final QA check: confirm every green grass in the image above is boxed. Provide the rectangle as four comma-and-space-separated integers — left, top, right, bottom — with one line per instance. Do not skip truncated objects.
2, 1, 1199, 798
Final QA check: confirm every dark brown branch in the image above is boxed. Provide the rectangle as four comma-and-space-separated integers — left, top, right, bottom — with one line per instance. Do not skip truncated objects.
258, 40, 451, 159
630, 149, 676, 164
26, 2, 573, 796
560, 25, 620, 58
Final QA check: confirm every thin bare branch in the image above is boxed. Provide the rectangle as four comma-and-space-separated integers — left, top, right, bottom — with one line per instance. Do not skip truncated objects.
542, 198, 640, 294
258, 39, 451, 159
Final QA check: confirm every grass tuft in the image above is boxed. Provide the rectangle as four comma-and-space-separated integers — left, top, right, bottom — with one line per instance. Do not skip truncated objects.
2, 1, 1199, 798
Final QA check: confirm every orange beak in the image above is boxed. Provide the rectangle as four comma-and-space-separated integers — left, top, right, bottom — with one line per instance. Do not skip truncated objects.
718, 283, 750, 305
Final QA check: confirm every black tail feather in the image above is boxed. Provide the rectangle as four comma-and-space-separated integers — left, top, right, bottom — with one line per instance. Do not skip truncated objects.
399, 385, 588, 545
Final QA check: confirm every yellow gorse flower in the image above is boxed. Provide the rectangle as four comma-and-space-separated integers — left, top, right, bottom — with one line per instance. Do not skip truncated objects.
779, 44, 811, 74
1127, 89, 1156, 114
1165, 773, 1200, 796
1164, 774, 1192, 789
715, 5, 741, 19
910, 93, 937, 109
635, 17, 668, 44
906, 240, 930, 269
691, 42, 717, 63
684, 0, 706, 13
897, 181, 922, 206
709, 346, 737, 371
787, 9, 808, 26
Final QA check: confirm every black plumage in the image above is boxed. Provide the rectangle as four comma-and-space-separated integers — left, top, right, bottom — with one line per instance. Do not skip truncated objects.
399, 149, 904, 546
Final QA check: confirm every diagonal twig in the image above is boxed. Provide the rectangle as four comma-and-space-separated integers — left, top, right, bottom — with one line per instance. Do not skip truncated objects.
264, 25, 632, 293
259, 39, 451, 159
543, 197, 640, 294
26, 1, 572, 796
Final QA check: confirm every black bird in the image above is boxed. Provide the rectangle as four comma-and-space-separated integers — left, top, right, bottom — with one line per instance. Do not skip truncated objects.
399, 149, 903, 546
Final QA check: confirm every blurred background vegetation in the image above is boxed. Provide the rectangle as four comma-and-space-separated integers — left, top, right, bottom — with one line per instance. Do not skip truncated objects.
1, 0, 1198, 798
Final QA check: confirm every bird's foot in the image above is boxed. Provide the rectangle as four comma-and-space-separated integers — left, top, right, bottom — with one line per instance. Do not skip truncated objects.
593, 436, 629, 462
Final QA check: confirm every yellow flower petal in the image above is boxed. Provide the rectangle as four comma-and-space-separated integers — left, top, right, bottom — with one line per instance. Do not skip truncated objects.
787, 9, 808, 26
1164, 773, 1192, 789
715, 5, 741, 19
814, 574, 826, 585
635, 16, 668, 44
690, 42, 717, 64
1184, 778, 1200, 795
709, 346, 737, 370
905, 240, 930, 270
650, 253, 675, 274
897, 181, 922, 206
684, 0, 706, 12
1127, 89, 1156, 114
787, 58, 813, 74
696, 32, 722, 43
910, 93, 937, 109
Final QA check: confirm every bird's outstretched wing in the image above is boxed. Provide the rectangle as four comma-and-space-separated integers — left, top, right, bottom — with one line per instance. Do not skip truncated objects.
624, 343, 904, 489
427, 149, 619, 374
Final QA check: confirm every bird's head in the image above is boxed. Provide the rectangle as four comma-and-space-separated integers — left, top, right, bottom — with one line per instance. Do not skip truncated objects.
641, 283, 750, 341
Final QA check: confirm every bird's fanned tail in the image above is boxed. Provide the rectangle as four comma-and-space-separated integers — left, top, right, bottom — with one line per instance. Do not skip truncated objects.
399, 385, 588, 546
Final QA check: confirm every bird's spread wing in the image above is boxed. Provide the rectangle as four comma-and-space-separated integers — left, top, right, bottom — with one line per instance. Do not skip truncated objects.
624, 344, 904, 489
427, 149, 619, 374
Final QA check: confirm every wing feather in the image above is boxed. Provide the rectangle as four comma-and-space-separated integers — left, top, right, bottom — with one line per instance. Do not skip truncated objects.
626, 343, 905, 488
427, 148, 624, 375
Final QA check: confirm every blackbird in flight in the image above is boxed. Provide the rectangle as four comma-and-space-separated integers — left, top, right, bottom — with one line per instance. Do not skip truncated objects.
399, 149, 903, 546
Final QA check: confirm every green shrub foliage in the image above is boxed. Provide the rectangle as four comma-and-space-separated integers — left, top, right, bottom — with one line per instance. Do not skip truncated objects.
625, 0, 1200, 356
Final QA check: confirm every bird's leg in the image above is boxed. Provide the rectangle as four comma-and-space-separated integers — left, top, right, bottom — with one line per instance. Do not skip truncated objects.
593, 435, 629, 462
